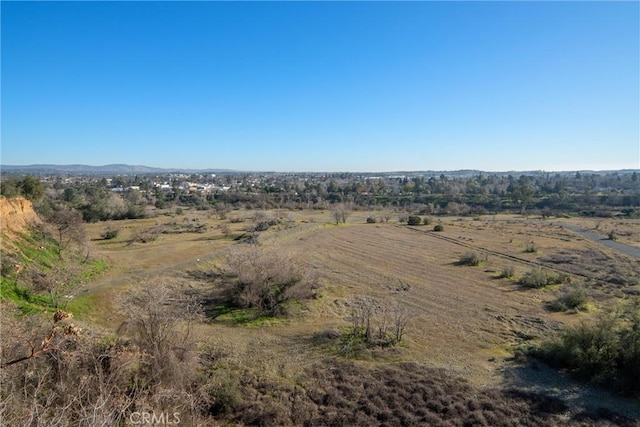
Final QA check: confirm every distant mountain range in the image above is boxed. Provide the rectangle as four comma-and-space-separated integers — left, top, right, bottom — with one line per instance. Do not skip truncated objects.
0, 164, 238, 174
1, 164, 637, 176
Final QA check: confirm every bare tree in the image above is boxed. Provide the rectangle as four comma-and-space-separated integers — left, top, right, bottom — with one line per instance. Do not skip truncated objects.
380, 212, 392, 223
29, 264, 80, 308
347, 296, 414, 347
392, 302, 413, 343
0, 283, 209, 426
220, 223, 232, 238
331, 203, 350, 225
349, 296, 378, 341
117, 280, 203, 388
46, 209, 85, 258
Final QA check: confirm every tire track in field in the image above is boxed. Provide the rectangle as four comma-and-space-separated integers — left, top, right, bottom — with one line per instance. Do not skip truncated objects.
402, 225, 595, 281
296, 225, 543, 349
300, 233, 541, 382
310, 226, 502, 300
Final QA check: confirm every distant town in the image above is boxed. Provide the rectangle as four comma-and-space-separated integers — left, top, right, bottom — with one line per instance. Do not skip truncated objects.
2, 164, 638, 220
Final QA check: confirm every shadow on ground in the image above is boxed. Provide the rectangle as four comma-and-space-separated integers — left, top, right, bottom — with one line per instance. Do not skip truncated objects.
501, 359, 640, 424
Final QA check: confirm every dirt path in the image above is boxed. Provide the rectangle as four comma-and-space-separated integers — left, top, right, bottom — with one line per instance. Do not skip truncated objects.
76, 244, 229, 296
561, 223, 640, 259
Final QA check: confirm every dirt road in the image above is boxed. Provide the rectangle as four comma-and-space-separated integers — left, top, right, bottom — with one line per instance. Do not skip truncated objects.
561, 223, 640, 259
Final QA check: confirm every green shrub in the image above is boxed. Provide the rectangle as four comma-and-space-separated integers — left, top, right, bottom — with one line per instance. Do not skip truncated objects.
336, 331, 368, 358
499, 266, 515, 279
100, 228, 119, 240
548, 283, 590, 312
208, 370, 241, 415
407, 216, 422, 226
155, 198, 167, 209
524, 240, 537, 253
519, 267, 569, 288
366, 216, 377, 224
423, 217, 432, 225
433, 224, 444, 232
458, 252, 481, 266
535, 299, 640, 396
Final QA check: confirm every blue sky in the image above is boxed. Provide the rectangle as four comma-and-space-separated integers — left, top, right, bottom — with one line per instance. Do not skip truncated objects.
2, 1, 638, 172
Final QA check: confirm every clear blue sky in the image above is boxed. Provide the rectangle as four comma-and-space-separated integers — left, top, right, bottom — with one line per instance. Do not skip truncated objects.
2, 1, 639, 172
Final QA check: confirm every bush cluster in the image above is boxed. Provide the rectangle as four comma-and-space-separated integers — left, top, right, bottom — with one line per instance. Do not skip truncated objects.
407, 215, 422, 226
100, 228, 119, 240
524, 240, 537, 253
0, 176, 45, 201
223, 359, 622, 426
536, 299, 640, 396
548, 283, 590, 312
499, 266, 515, 279
225, 247, 318, 317
518, 267, 570, 288
458, 252, 482, 266
0, 282, 208, 426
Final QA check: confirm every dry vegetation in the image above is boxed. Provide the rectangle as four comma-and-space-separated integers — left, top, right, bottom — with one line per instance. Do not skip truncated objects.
3, 207, 640, 424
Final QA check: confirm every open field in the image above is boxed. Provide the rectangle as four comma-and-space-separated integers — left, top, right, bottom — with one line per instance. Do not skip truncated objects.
72, 209, 640, 420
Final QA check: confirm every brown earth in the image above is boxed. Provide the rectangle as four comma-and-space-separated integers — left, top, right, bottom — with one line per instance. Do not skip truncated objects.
0, 196, 38, 234
69, 210, 640, 419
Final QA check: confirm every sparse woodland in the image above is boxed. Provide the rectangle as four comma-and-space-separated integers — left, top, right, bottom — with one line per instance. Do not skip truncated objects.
1, 171, 640, 425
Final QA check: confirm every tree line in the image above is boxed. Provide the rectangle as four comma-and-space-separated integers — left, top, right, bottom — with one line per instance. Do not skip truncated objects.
2, 170, 638, 222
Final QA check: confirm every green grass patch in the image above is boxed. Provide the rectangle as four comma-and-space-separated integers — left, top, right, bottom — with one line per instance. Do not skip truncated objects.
14, 233, 59, 268
0, 276, 55, 314
65, 294, 94, 317
2, 226, 109, 315
333, 330, 368, 358
77, 258, 109, 283
218, 308, 257, 325
212, 303, 285, 327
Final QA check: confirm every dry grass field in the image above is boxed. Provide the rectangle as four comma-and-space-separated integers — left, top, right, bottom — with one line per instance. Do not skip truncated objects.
76, 209, 640, 420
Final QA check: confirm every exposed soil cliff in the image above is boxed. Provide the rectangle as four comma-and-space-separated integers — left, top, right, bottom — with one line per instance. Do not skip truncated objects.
0, 196, 39, 239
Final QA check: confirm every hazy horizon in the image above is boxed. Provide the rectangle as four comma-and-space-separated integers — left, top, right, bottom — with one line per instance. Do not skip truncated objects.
2, 2, 639, 172
2, 162, 639, 176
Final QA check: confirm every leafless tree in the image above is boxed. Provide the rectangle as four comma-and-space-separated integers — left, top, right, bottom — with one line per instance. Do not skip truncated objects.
45, 209, 85, 258
392, 302, 413, 343
0, 281, 210, 426
348, 296, 414, 346
29, 264, 79, 308
220, 223, 232, 237
117, 280, 203, 388
331, 203, 350, 224
349, 296, 378, 341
